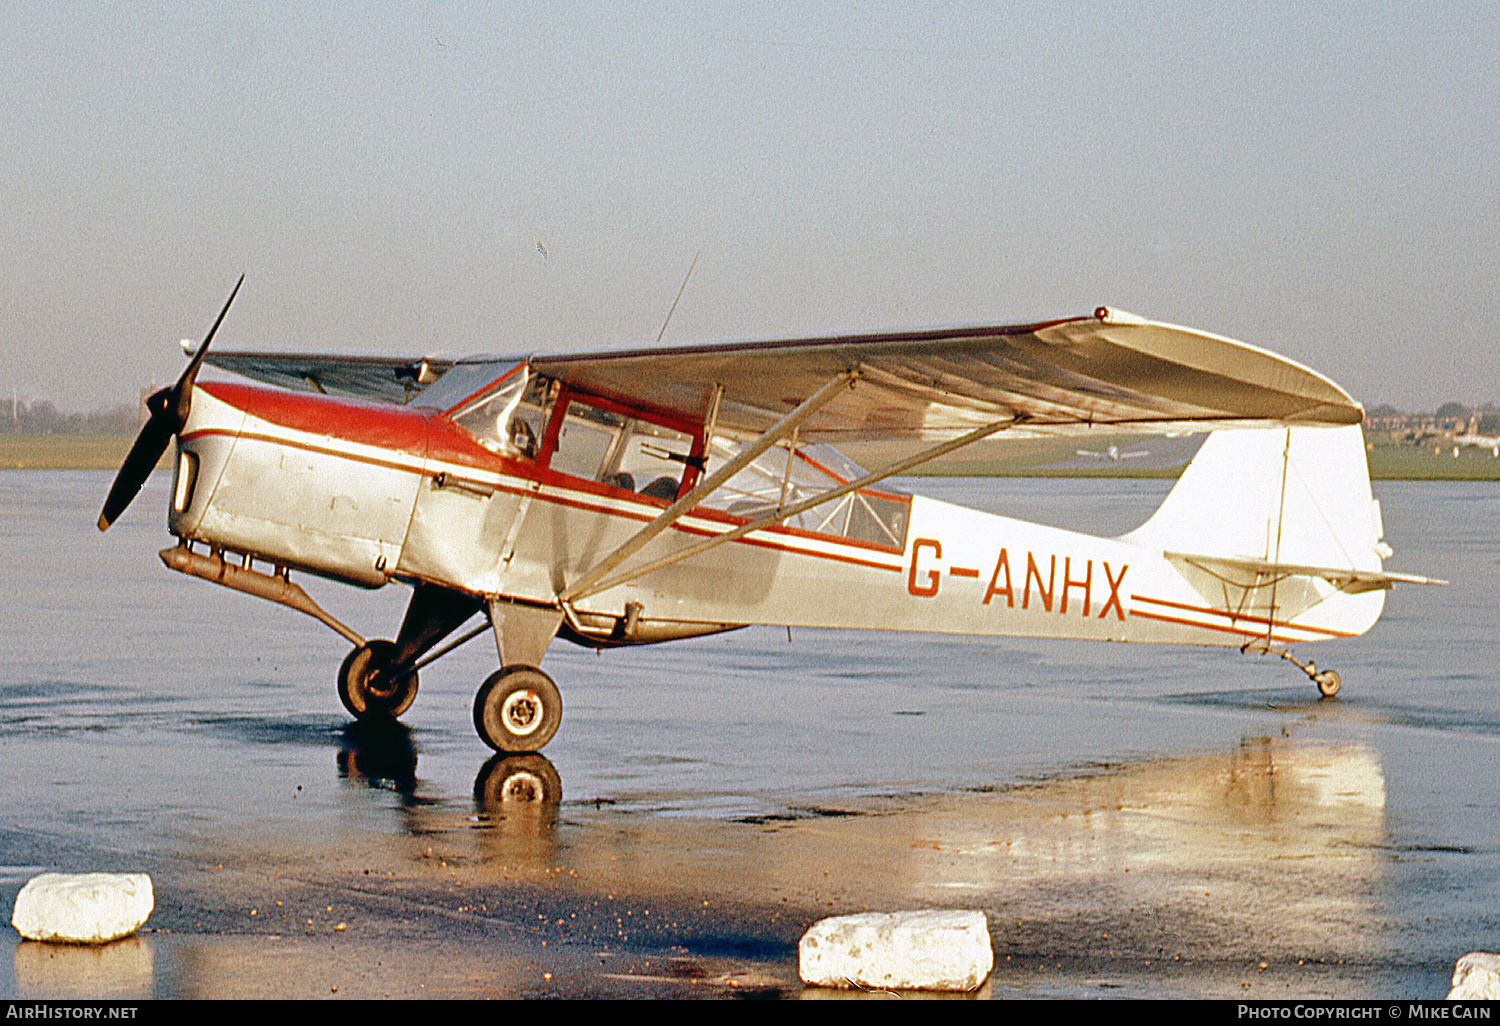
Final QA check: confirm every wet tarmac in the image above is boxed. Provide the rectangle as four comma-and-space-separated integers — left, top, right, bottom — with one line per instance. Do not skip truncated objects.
1, 472, 1497, 999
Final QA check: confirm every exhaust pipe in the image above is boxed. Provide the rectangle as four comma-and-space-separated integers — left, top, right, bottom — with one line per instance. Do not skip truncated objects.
160, 543, 365, 646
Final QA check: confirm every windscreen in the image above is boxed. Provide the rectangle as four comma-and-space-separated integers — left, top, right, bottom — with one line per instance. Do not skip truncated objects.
411, 360, 522, 411
450, 370, 551, 459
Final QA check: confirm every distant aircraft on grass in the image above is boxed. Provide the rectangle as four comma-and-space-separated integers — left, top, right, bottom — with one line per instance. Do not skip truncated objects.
1075, 444, 1150, 462
1451, 418, 1500, 457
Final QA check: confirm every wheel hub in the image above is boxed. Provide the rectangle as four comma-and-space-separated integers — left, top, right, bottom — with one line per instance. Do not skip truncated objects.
500, 771, 545, 803
473, 666, 562, 753
501, 689, 543, 735
365, 672, 400, 700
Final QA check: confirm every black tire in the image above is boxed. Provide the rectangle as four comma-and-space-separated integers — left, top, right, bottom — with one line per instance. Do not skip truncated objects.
337, 639, 419, 719
473, 753, 563, 811
472, 665, 562, 753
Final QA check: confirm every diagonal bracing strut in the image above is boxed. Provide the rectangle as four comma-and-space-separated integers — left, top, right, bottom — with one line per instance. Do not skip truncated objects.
558, 370, 859, 603
563, 415, 1022, 604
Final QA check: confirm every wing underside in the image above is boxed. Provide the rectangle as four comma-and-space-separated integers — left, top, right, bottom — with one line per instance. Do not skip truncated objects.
203, 352, 454, 405
531, 309, 1363, 441
202, 308, 1362, 439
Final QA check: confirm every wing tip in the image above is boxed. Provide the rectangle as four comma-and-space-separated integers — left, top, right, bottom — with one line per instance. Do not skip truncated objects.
1093, 306, 1151, 325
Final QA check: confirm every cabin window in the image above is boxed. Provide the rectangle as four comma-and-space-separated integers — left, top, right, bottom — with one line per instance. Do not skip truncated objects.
451, 371, 551, 459
547, 398, 695, 502
551, 402, 625, 479
612, 419, 696, 500
699, 438, 910, 549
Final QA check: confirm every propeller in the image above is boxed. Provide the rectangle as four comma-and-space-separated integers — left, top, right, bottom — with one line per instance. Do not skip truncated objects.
98, 275, 244, 531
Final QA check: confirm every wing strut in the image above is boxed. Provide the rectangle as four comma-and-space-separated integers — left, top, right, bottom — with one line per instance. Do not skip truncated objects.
558, 370, 859, 603
563, 414, 1021, 604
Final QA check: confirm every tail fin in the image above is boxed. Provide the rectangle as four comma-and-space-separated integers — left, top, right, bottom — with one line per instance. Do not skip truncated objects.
1123, 424, 1384, 574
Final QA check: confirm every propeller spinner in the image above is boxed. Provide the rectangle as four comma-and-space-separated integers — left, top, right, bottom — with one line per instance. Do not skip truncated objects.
98, 275, 244, 531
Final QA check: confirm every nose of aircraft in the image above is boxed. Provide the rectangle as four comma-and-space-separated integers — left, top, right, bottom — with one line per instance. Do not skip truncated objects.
99, 275, 244, 531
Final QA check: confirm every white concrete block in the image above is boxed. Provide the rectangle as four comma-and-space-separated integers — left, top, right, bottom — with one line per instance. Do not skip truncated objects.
799, 909, 993, 991
1448, 952, 1500, 1000
11, 873, 154, 944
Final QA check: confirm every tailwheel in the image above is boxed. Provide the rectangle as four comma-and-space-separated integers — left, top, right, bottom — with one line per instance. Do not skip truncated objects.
1274, 648, 1342, 700
1314, 669, 1341, 699
473, 665, 562, 753
338, 639, 419, 719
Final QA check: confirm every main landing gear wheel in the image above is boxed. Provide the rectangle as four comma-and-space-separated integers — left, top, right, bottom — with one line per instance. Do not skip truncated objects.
338, 639, 419, 719
1314, 669, 1342, 698
473, 665, 562, 753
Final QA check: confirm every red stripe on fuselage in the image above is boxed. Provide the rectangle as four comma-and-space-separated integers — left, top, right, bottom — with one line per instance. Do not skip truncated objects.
1127, 607, 1356, 641
1130, 593, 1356, 639
199, 381, 430, 456
181, 427, 426, 478
194, 381, 906, 574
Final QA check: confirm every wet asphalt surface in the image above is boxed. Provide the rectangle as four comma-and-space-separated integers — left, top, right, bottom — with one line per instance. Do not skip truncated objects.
2, 472, 1498, 999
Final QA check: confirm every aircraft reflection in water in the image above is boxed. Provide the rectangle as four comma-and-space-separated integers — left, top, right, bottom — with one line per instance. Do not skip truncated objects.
336, 719, 420, 804
903, 739, 1389, 961
319, 731, 1387, 963
335, 718, 563, 827
10, 736, 1389, 999
491, 738, 1385, 965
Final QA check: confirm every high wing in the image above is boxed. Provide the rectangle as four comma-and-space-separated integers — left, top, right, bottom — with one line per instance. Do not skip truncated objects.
530, 307, 1363, 441
203, 352, 455, 405
203, 307, 1361, 438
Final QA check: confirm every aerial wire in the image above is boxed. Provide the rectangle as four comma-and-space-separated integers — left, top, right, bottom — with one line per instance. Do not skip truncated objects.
656, 249, 701, 345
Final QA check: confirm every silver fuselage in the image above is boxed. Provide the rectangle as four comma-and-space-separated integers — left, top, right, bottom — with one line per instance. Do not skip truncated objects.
169, 380, 1384, 649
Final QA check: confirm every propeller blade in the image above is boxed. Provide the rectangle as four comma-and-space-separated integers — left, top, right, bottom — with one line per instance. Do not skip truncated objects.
97, 392, 177, 531
97, 275, 245, 532
172, 273, 244, 424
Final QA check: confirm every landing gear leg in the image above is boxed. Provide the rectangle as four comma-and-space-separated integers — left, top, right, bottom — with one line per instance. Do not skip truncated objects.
1277, 649, 1341, 698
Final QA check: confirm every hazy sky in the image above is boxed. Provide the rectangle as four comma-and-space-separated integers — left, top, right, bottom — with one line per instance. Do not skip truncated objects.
3, 2, 1495, 412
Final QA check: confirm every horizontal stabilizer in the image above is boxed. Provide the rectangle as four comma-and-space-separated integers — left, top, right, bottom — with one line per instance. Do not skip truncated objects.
1164, 551, 1448, 594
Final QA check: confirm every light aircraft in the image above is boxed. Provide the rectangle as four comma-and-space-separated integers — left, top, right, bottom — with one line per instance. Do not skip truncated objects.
99, 279, 1444, 755
1075, 443, 1150, 462
1451, 417, 1500, 457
